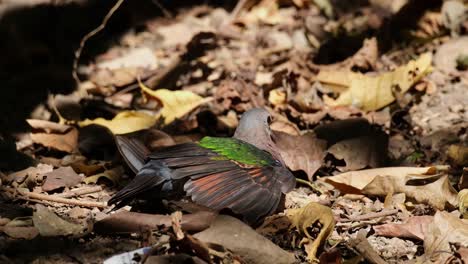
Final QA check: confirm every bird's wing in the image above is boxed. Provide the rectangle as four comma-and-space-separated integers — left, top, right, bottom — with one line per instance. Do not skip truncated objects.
149, 139, 296, 223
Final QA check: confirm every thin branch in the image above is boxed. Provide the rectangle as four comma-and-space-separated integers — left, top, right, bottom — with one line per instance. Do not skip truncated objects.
56, 186, 103, 198
339, 209, 399, 222
72, 0, 126, 85
3, 187, 107, 208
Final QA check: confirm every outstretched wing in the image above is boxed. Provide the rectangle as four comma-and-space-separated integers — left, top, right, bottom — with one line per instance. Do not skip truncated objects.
149, 137, 295, 223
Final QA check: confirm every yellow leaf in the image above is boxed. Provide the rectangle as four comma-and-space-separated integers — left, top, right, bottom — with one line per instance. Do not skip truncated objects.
324, 166, 458, 210
459, 189, 468, 219
139, 80, 211, 125
287, 202, 335, 262
320, 53, 432, 111
268, 89, 287, 106
79, 111, 156, 135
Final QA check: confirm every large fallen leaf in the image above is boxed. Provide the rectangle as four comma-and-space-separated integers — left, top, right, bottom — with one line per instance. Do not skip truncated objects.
30, 127, 78, 153
194, 215, 295, 264
273, 131, 327, 180
1, 226, 39, 240
0, 217, 38, 239
140, 81, 211, 125
42, 166, 83, 192
324, 166, 458, 209
374, 215, 433, 240
319, 53, 432, 111
33, 204, 85, 236
423, 211, 468, 263
287, 202, 335, 262
79, 111, 156, 135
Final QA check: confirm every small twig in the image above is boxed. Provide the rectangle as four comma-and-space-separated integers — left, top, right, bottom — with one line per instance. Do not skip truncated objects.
56, 186, 103, 198
348, 230, 388, 264
72, 0, 126, 85
49, 95, 68, 125
3, 187, 106, 208
339, 209, 399, 222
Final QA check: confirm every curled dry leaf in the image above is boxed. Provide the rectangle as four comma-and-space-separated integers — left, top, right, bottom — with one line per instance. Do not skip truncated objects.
140, 80, 211, 125
79, 111, 156, 135
319, 52, 432, 111
273, 131, 327, 180
324, 166, 458, 209
287, 202, 335, 262
374, 215, 433, 240
423, 211, 468, 263
42, 166, 83, 192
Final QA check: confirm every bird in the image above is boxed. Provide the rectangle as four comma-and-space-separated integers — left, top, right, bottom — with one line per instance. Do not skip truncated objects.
108, 108, 296, 223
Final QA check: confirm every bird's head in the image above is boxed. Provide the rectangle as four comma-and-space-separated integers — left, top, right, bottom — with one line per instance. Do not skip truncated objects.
234, 108, 282, 161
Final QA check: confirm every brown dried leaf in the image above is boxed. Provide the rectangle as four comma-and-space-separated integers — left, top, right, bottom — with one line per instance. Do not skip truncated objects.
374, 215, 433, 240
324, 166, 458, 209
6, 163, 54, 184
1, 226, 39, 240
31, 127, 78, 153
33, 204, 85, 237
42, 166, 83, 192
434, 36, 468, 72
194, 215, 295, 264
423, 211, 468, 263
212, 79, 265, 114
327, 130, 388, 172
274, 131, 327, 180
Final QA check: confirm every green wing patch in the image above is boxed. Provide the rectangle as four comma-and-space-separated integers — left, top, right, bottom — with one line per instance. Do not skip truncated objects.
198, 137, 275, 166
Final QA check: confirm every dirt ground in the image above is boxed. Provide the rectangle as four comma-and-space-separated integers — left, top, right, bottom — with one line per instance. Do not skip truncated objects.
0, 0, 467, 263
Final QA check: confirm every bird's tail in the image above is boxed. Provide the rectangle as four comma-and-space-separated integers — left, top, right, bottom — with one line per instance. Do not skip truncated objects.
107, 159, 172, 206
115, 135, 150, 173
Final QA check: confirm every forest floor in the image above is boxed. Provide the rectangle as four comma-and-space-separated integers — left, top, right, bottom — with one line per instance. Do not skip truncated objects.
0, 0, 467, 263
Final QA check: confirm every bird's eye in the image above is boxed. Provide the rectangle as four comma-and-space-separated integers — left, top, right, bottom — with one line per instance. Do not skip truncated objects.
267, 116, 272, 124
